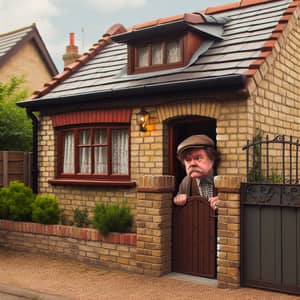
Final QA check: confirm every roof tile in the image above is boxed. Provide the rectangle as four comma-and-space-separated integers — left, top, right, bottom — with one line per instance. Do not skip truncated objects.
280, 15, 292, 22
270, 32, 281, 39
262, 40, 277, 51
204, 2, 240, 14
249, 59, 265, 69
26, 0, 296, 102
241, 0, 272, 7
288, 1, 300, 7
244, 69, 258, 76
273, 23, 288, 32
259, 51, 272, 58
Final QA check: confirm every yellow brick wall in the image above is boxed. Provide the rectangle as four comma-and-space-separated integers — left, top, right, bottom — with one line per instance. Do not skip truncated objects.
247, 12, 300, 142
38, 96, 249, 221
0, 41, 53, 94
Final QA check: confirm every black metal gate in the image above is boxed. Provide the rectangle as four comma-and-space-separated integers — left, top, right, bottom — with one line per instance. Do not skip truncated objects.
241, 134, 300, 295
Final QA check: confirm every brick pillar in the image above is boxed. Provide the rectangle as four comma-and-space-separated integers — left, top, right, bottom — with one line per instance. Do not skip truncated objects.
214, 175, 243, 288
136, 175, 175, 276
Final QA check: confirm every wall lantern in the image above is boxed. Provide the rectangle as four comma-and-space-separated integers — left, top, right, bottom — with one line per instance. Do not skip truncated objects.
136, 108, 150, 132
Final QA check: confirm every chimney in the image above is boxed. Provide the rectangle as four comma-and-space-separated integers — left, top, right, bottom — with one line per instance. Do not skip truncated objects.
63, 32, 81, 67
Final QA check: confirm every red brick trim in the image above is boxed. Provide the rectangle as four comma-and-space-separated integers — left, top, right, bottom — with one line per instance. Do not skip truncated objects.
51, 108, 132, 127
0, 220, 136, 246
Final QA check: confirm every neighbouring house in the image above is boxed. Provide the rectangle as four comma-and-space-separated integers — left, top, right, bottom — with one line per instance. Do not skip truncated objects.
0, 23, 58, 93
15, 0, 300, 294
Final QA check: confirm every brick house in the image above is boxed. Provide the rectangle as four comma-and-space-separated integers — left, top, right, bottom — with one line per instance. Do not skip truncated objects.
0, 23, 58, 93
16, 0, 300, 291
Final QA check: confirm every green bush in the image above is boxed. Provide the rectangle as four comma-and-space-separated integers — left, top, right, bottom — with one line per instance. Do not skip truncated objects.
73, 207, 90, 227
93, 202, 133, 237
32, 195, 61, 224
0, 196, 9, 219
0, 181, 35, 221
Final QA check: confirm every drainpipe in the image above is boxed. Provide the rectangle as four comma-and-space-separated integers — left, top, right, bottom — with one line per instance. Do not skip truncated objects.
26, 108, 38, 194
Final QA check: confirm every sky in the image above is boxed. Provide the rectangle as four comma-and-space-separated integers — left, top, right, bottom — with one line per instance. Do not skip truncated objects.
0, 0, 231, 72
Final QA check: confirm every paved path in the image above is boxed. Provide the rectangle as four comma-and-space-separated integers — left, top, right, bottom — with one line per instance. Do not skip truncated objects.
0, 248, 299, 300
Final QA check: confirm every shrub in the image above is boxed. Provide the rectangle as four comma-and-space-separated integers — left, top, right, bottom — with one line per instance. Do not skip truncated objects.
73, 207, 90, 227
0, 181, 35, 221
0, 196, 8, 219
93, 202, 133, 237
32, 195, 61, 224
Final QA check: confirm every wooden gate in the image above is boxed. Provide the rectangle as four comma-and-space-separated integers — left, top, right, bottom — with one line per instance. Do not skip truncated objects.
172, 196, 216, 278
241, 134, 300, 295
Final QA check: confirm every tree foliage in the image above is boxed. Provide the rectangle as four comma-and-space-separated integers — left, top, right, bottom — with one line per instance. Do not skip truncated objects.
0, 76, 32, 151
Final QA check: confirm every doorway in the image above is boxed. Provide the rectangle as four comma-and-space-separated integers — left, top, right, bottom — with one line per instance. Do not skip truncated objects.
168, 116, 217, 278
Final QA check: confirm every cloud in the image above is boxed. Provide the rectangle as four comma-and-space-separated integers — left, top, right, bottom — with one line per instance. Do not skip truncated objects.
0, 0, 60, 38
86, 0, 147, 13
0, 0, 64, 70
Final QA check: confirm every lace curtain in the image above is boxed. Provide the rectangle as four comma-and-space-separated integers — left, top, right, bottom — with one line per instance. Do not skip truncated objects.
112, 129, 128, 175
138, 46, 149, 67
166, 40, 181, 63
94, 129, 107, 174
79, 130, 91, 173
63, 131, 74, 173
152, 43, 163, 65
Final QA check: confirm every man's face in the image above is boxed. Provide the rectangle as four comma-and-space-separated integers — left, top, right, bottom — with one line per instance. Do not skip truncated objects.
183, 148, 214, 179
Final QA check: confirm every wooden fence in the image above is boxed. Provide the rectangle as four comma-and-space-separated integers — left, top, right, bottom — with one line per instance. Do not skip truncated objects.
0, 151, 32, 188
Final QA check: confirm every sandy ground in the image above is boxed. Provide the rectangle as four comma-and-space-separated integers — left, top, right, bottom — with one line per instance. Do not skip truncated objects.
0, 248, 298, 300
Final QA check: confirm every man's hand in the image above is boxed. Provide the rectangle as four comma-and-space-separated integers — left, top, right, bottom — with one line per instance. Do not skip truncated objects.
173, 194, 188, 206
208, 196, 219, 210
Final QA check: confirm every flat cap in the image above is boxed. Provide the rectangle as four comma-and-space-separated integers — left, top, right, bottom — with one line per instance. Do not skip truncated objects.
177, 134, 215, 157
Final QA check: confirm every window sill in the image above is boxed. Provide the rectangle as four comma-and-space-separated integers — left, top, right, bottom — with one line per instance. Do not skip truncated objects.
48, 178, 136, 187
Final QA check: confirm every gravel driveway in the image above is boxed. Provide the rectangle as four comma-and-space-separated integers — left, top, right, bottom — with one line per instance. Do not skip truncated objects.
0, 248, 297, 300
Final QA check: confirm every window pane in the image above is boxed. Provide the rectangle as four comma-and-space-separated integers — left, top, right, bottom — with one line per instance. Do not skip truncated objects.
79, 130, 90, 145
112, 129, 129, 175
138, 46, 149, 67
63, 131, 74, 173
79, 130, 91, 173
94, 129, 107, 174
166, 40, 181, 63
152, 43, 163, 65
94, 129, 107, 144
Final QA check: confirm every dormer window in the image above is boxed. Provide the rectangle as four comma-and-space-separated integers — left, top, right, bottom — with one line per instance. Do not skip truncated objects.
135, 37, 183, 72
111, 12, 228, 75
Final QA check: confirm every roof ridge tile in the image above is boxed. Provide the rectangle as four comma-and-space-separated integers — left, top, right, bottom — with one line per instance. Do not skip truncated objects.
131, 14, 184, 31
204, 0, 288, 15
0, 23, 35, 38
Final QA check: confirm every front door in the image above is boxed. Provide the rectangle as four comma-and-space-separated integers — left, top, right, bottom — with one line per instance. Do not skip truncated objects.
169, 116, 217, 278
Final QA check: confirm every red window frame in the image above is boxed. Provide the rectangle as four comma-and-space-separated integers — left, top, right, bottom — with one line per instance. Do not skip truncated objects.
55, 124, 131, 182
130, 36, 184, 74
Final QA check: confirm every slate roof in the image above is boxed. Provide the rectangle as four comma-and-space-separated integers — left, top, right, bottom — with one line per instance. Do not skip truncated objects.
0, 24, 58, 76
19, 0, 299, 109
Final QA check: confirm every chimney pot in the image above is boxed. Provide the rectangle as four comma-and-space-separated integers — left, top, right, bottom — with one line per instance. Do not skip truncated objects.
63, 32, 81, 67
70, 32, 75, 46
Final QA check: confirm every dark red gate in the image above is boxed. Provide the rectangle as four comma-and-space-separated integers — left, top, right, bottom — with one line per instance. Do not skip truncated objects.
172, 196, 216, 278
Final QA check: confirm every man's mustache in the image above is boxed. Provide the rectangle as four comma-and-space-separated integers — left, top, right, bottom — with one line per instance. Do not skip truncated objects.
187, 167, 203, 176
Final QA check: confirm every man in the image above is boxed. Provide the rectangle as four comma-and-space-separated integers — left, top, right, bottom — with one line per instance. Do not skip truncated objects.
173, 134, 219, 210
